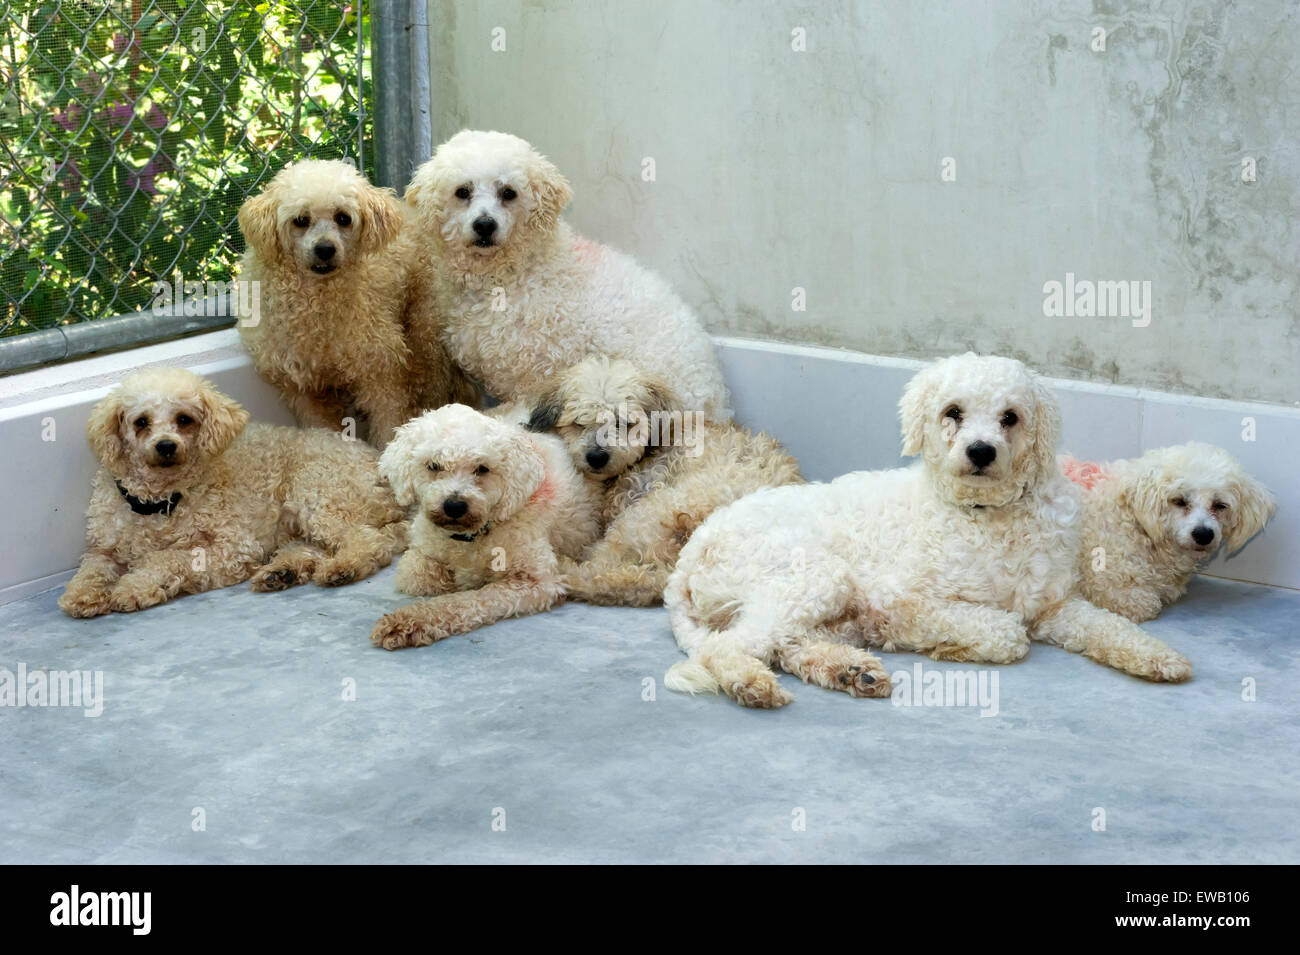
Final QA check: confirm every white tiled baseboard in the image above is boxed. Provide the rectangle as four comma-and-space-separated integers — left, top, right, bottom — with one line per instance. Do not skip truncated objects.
1, 331, 1294, 603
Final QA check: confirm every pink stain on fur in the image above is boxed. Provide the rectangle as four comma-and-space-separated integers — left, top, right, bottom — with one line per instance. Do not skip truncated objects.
572, 236, 603, 261
529, 447, 557, 506
1061, 455, 1107, 490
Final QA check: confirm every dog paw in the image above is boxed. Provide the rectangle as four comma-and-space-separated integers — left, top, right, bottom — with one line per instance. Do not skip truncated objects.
315, 559, 359, 588
837, 662, 893, 698
250, 567, 301, 592
369, 613, 446, 650
108, 582, 168, 613
58, 588, 112, 618
1147, 652, 1193, 683
729, 672, 794, 709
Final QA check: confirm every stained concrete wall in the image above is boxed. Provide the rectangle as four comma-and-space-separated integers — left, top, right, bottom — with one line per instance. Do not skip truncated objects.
425, 0, 1299, 406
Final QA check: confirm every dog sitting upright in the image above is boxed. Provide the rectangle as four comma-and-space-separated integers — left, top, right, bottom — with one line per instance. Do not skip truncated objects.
237, 159, 476, 447
59, 368, 406, 617
1063, 443, 1276, 621
369, 404, 601, 649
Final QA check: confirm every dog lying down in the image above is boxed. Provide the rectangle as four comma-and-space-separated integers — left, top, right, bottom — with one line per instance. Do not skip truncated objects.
369, 404, 601, 650
664, 353, 1194, 709
59, 368, 406, 617
1063, 443, 1275, 622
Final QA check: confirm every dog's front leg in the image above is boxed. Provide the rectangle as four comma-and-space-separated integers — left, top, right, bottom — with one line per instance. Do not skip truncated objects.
59, 553, 122, 618
1031, 597, 1192, 682
881, 595, 1030, 664
109, 543, 255, 612
370, 572, 563, 650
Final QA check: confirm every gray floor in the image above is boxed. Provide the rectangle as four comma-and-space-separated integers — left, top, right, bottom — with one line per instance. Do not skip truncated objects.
1, 569, 1297, 864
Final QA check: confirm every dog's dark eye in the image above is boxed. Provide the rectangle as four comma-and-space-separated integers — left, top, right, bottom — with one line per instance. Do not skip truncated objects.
500, 186, 517, 202
1212, 501, 1228, 512
454, 186, 471, 200
427, 462, 441, 472
944, 407, 963, 423
1171, 497, 1188, 508
1000, 410, 1019, 428
176, 414, 193, 427
475, 465, 490, 476
133, 416, 149, 429
334, 212, 351, 227
292, 214, 310, 228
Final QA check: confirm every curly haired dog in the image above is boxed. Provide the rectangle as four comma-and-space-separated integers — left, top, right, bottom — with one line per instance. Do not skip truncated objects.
404, 130, 730, 421
369, 404, 601, 650
59, 368, 406, 617
237, 159, 476, 448
663, 353, 1192, 709
524, 356, 803, 606
1062, 443, 1275, 622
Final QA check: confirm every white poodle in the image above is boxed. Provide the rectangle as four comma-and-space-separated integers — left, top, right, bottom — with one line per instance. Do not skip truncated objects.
369, 404, 601, 650
663, 353, 1192, 709
403, 130, 731, 421
59, 368, 406, 617
1063, 443, 1276, 622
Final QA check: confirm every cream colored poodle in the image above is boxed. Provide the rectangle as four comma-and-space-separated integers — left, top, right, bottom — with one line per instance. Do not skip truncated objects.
524, 356, 803, 606
404, 130, 730, 421
1062, 443, 1275, 622
59, 368, 406, 617
369, 404, 601, 650
237, 159, 476, 448
663, 353, 1192, 709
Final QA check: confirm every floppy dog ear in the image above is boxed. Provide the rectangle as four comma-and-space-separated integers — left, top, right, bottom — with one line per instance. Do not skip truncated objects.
237, 186, 282, 258
1028, 376, 1063, 481
526, 385, 564, 433
86, 389, 128, 474
641, 376, 684, 450
196, 383, 249, 457
378, 419, 422, 507
1123, 466, 1171, 545
526, 150, 572, 232
495, 432, 546, 520
898, 368, 934, 457
1224, 472, 1277, 555
357, 184, 404, 255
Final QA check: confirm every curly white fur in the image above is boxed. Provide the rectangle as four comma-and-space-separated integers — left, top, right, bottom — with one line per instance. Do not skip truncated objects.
663, 353, 1193, 709
59, 368, 406, 617
1065, 442, 1276, 621
404, 130, 731, 421
369, 404, 601, 649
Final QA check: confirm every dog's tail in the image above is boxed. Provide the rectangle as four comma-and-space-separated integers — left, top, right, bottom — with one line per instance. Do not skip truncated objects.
662, 557, 728, 696
664, 657, 721, 696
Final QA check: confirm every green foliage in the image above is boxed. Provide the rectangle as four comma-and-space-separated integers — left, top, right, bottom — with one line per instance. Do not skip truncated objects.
0, 0, 370, 337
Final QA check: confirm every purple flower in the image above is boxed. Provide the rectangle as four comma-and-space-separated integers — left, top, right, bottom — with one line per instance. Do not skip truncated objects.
105, 102, 134, 127
53, 104, 84, 131
59, 158, 82, 191
112, 33, 129, 56
128, 159, 162, 195
143, 103, 167, 130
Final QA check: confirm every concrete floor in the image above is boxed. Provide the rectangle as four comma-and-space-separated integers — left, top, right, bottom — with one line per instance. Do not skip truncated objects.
1, 570, 1296, 863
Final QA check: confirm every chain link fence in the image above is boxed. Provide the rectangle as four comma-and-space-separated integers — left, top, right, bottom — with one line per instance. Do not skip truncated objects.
0, 0, 371, 370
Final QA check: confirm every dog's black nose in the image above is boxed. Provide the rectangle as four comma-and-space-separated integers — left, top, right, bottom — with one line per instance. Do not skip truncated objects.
966, 441, 996, 469
472, 216, 497, 238
314, 242, 336, 261
585, 448, 610, 470
1191, 525, 1215, 546
442, 498, 469, 519
155, 440, 177, 457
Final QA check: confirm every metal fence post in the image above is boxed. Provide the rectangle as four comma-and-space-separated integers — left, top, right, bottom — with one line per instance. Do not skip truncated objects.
373, 0, 431, 195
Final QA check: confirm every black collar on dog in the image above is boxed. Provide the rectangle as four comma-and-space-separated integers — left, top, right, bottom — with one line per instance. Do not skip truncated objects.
116, 480, 182, 516
448, 523, 490, 543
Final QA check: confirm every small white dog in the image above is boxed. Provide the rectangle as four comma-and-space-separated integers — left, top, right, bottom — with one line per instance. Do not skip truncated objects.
664, 353, 1192, 709
404, 130, 731, 421
369, 404, 601, 649
1063, 443, 1276, 621
60, 368, 406, 617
